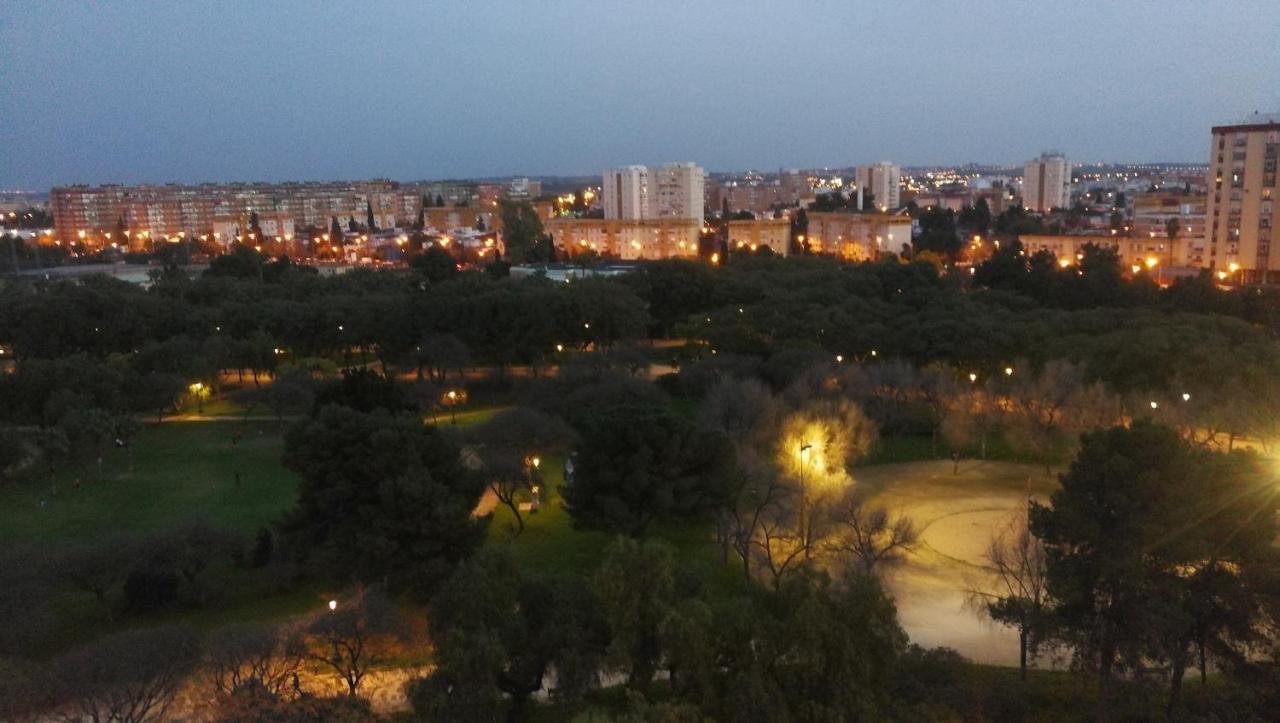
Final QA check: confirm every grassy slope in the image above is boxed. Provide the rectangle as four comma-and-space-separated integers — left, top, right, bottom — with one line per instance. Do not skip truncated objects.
0, 421, 296, 543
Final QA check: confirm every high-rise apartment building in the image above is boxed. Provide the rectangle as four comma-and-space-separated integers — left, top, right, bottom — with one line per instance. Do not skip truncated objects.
602, 163, 705, 223
1205, 113, 1280, 282
652, 162, 705, 223
602, 165, 650, 220
1022, 153, 1071, 212
854, 162, 901, 211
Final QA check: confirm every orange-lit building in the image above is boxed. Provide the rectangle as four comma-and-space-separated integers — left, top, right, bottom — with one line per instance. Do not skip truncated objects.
727, 218, 791, 256
1020, 234, 1185, 270
545, 218, 700, 260
804, 212, 912, 260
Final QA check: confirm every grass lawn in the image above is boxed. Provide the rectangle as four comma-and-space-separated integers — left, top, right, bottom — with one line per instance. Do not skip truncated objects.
481, 454, 750, 598
0, 420, 297, 543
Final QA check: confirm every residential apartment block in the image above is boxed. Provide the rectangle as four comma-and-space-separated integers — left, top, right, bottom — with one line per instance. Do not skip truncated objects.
602, 163, 705, 223
1131, 191, 1207, 267
727, 218, 791, 256
545, 217, 701, 261
48, 180, 475, 248
804, 212, 912, 261
1205, 113, 1279, 282
1022, 153, 1071, 212
854, 162, 901, 211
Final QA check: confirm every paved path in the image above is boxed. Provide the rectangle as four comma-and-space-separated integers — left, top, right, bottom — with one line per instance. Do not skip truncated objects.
855, 459, 1059, 666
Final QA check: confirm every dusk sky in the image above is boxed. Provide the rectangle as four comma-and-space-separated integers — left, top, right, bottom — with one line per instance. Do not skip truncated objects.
2, 1, 1278, 190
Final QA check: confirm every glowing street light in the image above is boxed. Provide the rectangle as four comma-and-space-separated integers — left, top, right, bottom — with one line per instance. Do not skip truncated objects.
328, 599, 338, 612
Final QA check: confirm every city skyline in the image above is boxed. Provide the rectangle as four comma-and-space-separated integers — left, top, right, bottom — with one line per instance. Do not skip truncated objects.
3, 2, 1277, 190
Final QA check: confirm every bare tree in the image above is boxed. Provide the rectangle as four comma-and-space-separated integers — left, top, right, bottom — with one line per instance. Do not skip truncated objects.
751, 495, 810, 591
1008, 360, 1083, 472
942, 384, 1004, 460
52, 536, 140, 621
724, 451, 790, 582
304, 590, 406, 697
918, 364, 961, 457
471, 407, 575, 536
968, 507, 1049, 680
207, 622, 306, 699
826, 490, 919, 576
52, 624, 200, 723
698, 377, 783, 451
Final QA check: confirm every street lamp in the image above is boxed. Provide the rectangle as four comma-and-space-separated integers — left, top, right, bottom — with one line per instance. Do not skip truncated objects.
328, 599, 337, 612
799, 443, 812, 557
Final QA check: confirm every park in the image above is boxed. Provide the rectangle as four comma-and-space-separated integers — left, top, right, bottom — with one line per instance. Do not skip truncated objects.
1, 250, 1279, 721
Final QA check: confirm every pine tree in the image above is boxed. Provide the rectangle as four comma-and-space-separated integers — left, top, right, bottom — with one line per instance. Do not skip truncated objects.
366, 201, 377, 232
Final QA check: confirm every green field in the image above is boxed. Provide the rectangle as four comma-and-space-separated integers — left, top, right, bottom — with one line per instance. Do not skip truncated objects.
0, 421, 297, 543
483, 455, 750, 599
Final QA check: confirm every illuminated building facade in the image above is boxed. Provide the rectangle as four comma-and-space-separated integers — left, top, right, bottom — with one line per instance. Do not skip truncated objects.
727, 218, 791, 256
804, 212, 911, 260
545, 217, 701, 260
1205, 113, 1280, 282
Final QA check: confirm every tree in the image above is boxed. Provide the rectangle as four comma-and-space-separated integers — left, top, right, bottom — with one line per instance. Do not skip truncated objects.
266, 364, 314, 420
564, 402, 736, 536
415, 550, 608, 720
0, 425, 28, 482
1166, 215, 1180, 240
1030, 421, 1278, 720
206, 622, 306, 698
414, 332, 470, 382
51, 624, 200, 723
248, 211, 263, 240
312, 368, 414, 415
594, 537, 676, 691
281, 406, 486, 596
135, 371, 187, 422
330, 216, 344, 246
471, 407, 575, 536
969, 507, 1049, 680
498, 200, 545, 264
914, 207, 962, 259
52, 537, 140, 621
758, 570, 907, 718
304, 590, 406, 696
826, 489, 919, 576
409, 244, 457, 283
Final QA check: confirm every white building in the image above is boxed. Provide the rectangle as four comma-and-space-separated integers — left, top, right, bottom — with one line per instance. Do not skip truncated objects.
602, 162, 705, 223
602, 165, 650, 220
652, 162, 705, 223
1022, 153, 1071, 212
854, 162, 901, 211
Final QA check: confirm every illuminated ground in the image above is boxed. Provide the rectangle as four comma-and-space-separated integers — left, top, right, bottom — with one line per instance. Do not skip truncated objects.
854, 459, 1060, 666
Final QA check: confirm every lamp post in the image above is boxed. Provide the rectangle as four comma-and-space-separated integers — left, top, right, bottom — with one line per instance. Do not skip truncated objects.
799, 443, 812, 558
